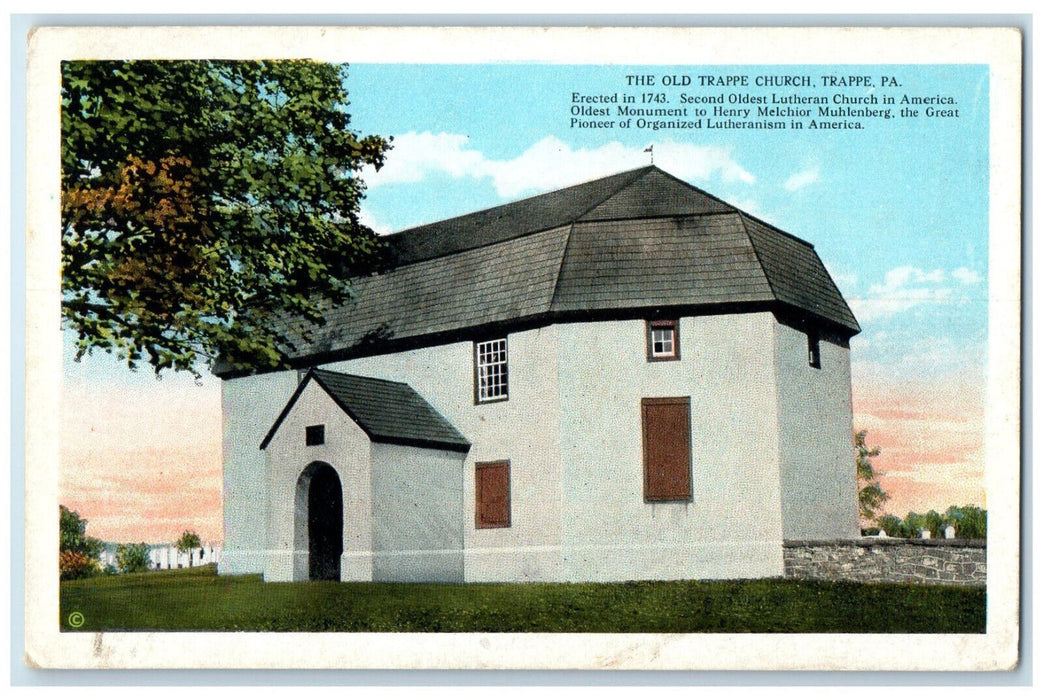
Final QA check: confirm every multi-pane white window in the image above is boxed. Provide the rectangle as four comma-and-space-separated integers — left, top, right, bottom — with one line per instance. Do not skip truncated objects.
646, 320, 680, 361
475, 338, 509, 402
651, 327, 675, 356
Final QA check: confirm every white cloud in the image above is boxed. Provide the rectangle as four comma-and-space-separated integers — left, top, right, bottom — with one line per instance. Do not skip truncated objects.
869, 266, 946, 295
783, 166, 821, 192
358, 206, 392, 235
362, 132, 755, 199
849, 265, 983, 323
362, 132, 488, 187
952, 267, 983, 285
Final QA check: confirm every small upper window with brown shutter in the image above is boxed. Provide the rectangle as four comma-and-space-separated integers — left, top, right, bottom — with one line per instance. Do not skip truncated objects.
641, 397, 692, 501
475, 460, 511, 528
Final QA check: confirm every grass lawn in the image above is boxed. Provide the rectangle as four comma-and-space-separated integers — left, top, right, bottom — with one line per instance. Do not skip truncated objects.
59, 564, 985, 633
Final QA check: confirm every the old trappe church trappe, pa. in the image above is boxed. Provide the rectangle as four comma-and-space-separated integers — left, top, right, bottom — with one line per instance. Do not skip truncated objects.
216, 165, 861, 584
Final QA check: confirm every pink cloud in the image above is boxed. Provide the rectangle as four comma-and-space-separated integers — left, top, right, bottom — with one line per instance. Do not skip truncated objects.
61, 378, 224, 544
852, 366, 985, 518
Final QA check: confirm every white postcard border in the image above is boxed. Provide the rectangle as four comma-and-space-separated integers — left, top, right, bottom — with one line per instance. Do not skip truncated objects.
23, 24, 1023, 671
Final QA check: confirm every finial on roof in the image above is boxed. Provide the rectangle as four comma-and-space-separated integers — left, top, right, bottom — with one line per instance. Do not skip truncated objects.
643, 144, 654, 165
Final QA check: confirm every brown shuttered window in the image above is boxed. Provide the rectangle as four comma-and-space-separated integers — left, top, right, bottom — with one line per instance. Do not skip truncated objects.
641, 397, 692, 501
475, 460, 511, 528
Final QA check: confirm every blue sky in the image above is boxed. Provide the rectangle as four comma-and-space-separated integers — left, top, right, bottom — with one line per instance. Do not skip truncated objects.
62, 61, 992, 541
346, 63, 989, 371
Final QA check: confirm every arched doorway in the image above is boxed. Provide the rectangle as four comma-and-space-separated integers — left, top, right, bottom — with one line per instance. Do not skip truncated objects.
295, 462, 343, 581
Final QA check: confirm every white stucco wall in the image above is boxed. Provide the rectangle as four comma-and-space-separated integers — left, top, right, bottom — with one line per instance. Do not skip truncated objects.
262, 380, 374, 582
219, 370, 298, 575
556, 314, 786, 581
260, 379, 375, 584
221, 311, 858, 583
774, 322, 860, 540
329, 325, 565, 582
370, 443, 465, 582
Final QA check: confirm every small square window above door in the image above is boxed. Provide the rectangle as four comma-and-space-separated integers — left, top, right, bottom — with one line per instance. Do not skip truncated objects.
305, 424, 325, 446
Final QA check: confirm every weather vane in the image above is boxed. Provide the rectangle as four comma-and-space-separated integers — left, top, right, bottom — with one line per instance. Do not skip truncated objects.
644, 144, 654, 164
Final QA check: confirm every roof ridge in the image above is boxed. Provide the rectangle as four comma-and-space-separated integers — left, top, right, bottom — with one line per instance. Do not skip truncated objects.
541, 168, 657, 312
547, 223, 578, 312
261, 367, 469, 451
570, 165, 657, 221
307, 372, 379, 444
311, 366, 410, 388
382, 222, 576, 273
389, 165, 656, 238
736, 213, 781, 303
643, 166, 740, 214
310, 369, 470, 449
379, 165, 660, 268
737, 210, 816, 249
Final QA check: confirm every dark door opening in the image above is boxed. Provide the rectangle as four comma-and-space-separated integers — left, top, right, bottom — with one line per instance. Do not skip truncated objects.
308, 464, 343, 581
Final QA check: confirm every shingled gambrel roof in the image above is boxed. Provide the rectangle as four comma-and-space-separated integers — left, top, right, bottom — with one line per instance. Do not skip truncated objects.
384, 168, 651, 265
217, 166, 859, 377
740, 214, 860, 331
259, 368, 470, 453
548, 216, 775, 311
277, 225, 572, 358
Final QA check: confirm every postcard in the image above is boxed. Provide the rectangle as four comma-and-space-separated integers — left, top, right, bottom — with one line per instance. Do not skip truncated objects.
23, 25, 1021, 671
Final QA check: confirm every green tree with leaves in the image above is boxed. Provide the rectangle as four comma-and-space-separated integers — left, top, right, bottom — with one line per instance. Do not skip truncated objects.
176, 530, 202, 554
904, 511, 928, 537
855, 430, 889, 522
61, 60, 391, 375
944, 505, 988, 539
59, 505, 104, 580
922, 509, 945, 538
116, 543, 152, 573
877, 513, 906, 538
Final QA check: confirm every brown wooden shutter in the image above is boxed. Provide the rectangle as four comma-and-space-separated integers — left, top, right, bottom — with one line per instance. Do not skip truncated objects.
642, 397, 692, 501
476, 461, 511, 528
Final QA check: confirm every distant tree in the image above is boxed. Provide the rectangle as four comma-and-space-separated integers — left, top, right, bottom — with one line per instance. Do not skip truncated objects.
904, 511, 928, 537
922, 509, 945, 538
878, 513, 906, 538
59, 505, 103, 580
59, 551, 100, 581
116, 543, 151, 573
176, 530, 202, 554
855, 430, 889, 522
945, 505, 988, 539
876, 507, 986, 540
61, 60, 391, 375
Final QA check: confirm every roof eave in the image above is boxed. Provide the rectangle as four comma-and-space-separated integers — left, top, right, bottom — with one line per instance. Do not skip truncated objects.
369, 436, 472, 454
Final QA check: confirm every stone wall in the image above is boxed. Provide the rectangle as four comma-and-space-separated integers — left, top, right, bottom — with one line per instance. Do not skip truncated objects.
783, 539, 986, 587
